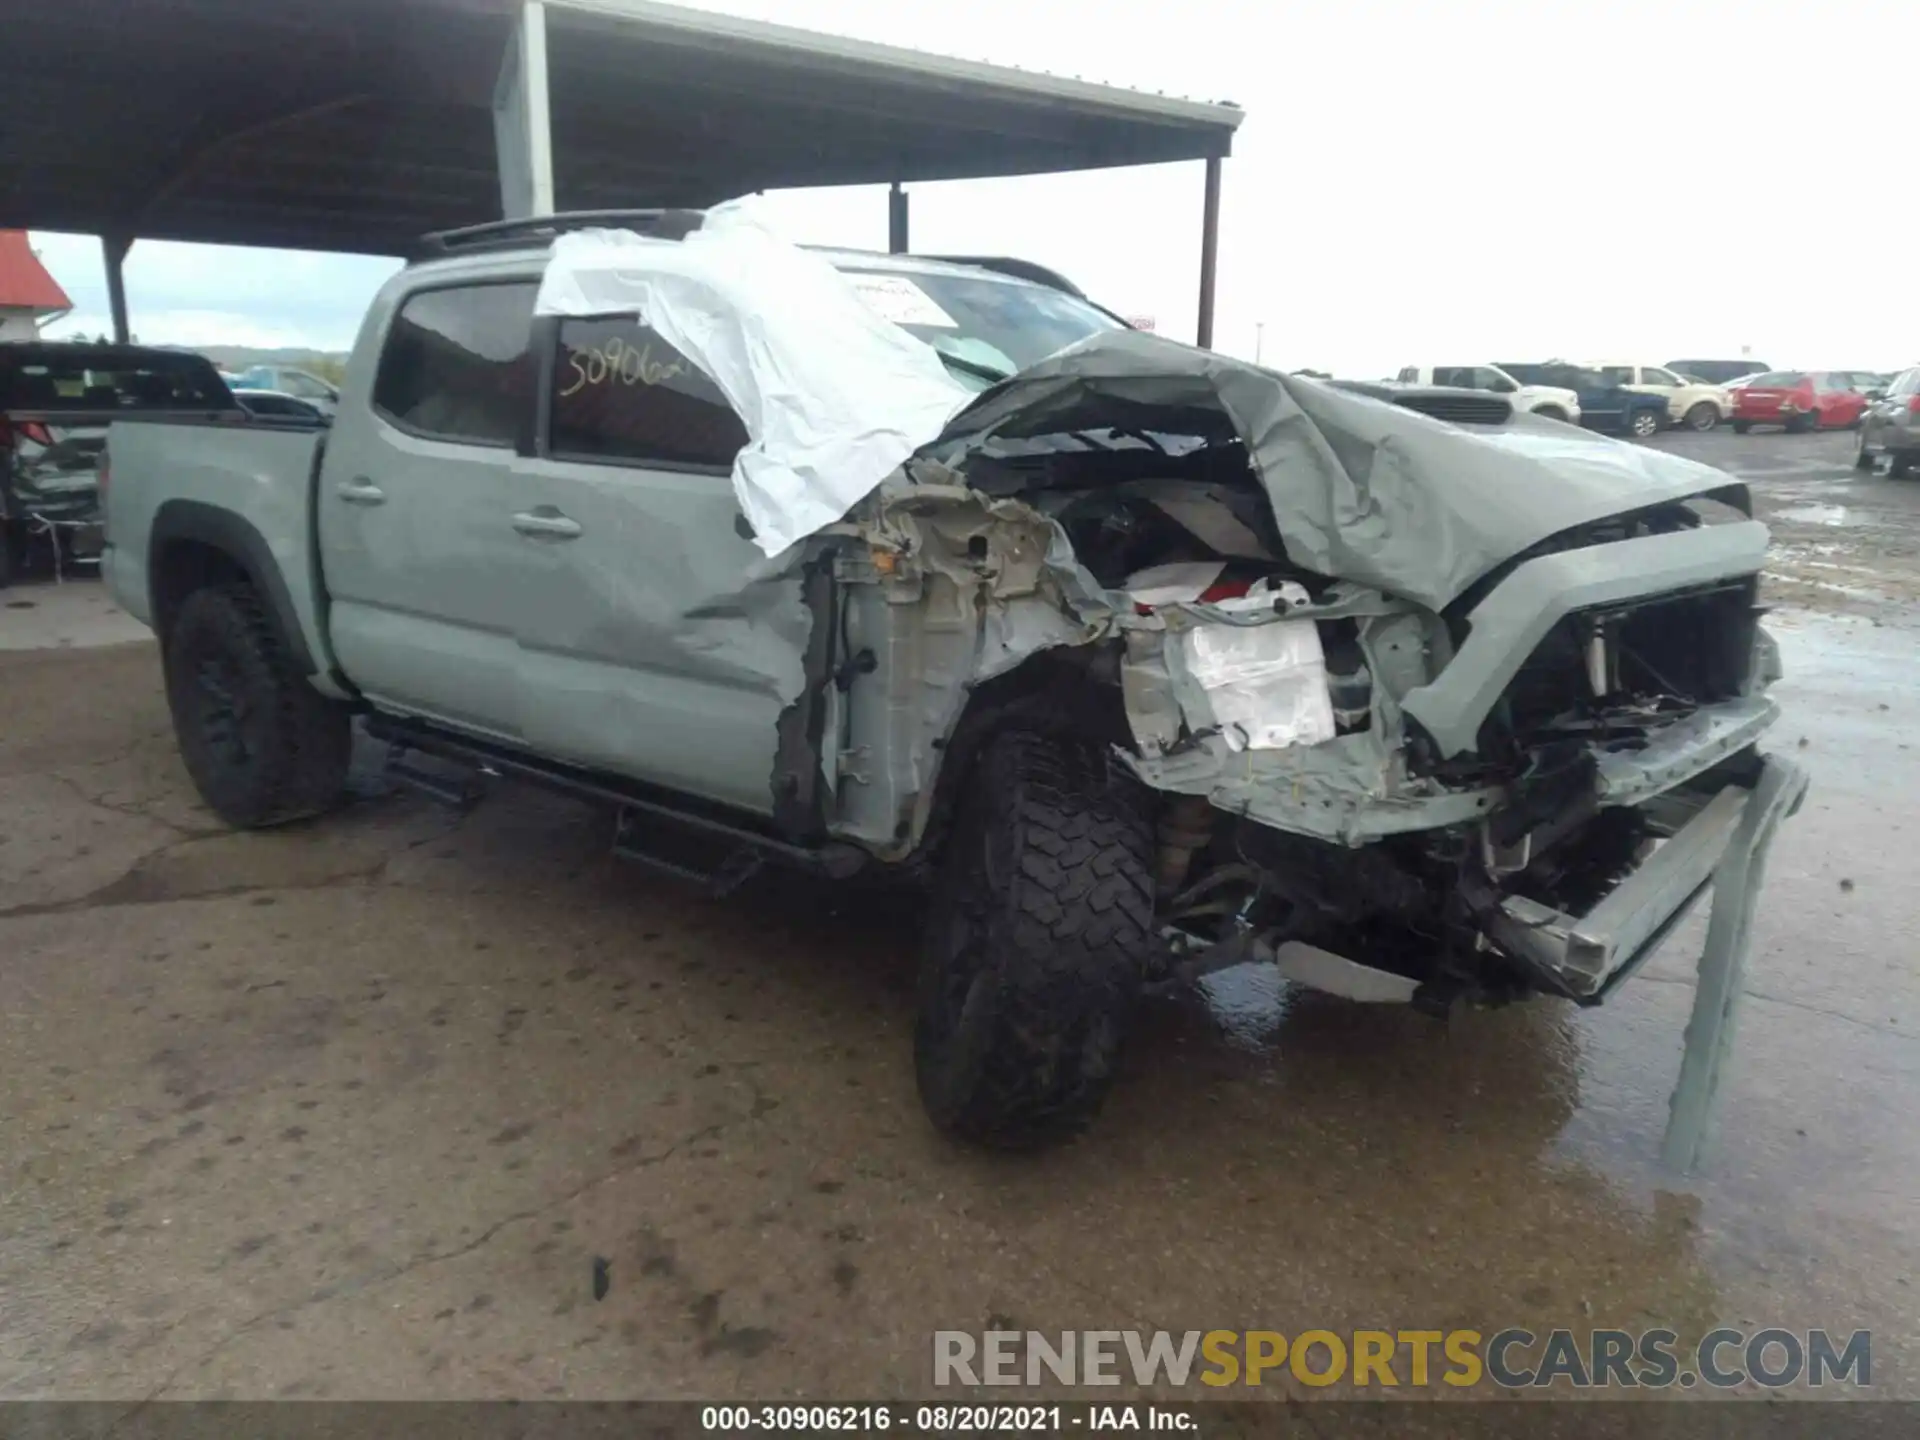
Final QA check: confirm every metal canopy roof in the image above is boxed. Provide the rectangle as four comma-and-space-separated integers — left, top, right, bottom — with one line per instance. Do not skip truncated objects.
1, 0, 1242, 258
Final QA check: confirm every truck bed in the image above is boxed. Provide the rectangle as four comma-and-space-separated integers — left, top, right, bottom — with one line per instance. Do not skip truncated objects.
103, 415, 337, 685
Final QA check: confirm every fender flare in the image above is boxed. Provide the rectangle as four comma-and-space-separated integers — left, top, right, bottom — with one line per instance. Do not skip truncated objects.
148, 499, 318, 675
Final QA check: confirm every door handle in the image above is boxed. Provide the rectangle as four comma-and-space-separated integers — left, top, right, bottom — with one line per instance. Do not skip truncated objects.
336, 476, 386, 506
512, 509, 582, 540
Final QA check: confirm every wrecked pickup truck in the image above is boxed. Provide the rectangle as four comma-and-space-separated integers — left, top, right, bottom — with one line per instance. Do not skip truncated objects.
104, 203, 1801, 1151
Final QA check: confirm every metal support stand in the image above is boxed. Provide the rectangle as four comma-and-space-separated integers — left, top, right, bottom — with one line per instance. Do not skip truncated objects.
888, 181, 909, 254
102, 234, 132, 343
493, 0, 556, 220
1661, 755, 1809, 1173
1196, 156, 1222, 349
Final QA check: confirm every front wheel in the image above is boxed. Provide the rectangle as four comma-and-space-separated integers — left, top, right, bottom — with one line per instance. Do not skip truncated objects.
1533, 405, 1569, 423
916, 730, 1156, 1149
1684, 402, 1719, 432
1629, 409, 1663, 439
164, 583, 353, 828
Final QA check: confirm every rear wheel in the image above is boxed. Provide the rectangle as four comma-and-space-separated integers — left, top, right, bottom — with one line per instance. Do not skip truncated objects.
1629, 408, 1663, 439
164, 583, 353, 828
1684, 401, 1719, 432
915, 730, 1156, 1149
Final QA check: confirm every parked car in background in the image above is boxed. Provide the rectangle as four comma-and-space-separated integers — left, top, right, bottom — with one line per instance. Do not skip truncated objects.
1392, 364, 1581, 423
1841, 371, 1892, 397
233, 390, 330, 423
1594, 363, 1732, 431
1667, 358, 1770, 386
1497, 362, 1671, 438
1855, 366, 1920, 477
232, 365, 339, 414
1, 341, 237, 585
1729, 372, 1869, 433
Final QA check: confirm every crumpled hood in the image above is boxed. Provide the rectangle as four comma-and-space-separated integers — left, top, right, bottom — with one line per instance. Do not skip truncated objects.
926, 331, 1752, 611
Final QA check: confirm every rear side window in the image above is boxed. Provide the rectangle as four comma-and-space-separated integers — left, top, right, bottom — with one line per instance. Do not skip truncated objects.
1747, 372, 1805, 388
373, 283, 537, 445
548, 315, 747, 469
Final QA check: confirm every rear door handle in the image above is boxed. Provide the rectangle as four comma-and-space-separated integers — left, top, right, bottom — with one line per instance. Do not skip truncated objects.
512, 509, 582, 540
336, 476, 386, 506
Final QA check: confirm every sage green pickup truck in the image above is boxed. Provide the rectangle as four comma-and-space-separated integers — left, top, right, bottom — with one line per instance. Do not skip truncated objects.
105, 208, 1797, 1150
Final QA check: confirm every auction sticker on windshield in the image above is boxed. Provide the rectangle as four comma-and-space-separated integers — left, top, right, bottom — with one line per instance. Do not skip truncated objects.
848, 274, 958, 328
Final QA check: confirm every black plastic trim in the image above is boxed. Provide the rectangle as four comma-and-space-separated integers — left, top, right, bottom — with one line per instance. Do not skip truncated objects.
148, 499, 317, 675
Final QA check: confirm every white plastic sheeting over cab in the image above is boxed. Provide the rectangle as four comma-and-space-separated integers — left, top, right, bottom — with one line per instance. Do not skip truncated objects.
534, 199, 971, 556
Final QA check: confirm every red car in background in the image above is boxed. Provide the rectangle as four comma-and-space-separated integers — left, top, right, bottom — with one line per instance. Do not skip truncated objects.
1729, 371, 1869, 433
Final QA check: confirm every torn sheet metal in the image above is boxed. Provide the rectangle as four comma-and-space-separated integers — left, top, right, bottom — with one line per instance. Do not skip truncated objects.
534, 198, 970, 557
924, 330, 1753, 610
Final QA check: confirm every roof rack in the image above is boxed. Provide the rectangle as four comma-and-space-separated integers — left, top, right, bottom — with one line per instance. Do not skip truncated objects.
918, 255, 1088, 298
410, 209, 705, 262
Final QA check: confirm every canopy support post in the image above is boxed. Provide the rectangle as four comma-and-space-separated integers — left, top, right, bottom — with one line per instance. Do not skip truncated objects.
888, 181, 909, 254
103, 234, 132, 344
494, 0, 556, 219
1196, 156, 1222, 349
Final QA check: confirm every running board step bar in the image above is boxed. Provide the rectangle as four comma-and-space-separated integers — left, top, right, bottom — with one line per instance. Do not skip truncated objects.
382, 745, 486, 809
364, 717, 866, 890
611, 809, 768, 899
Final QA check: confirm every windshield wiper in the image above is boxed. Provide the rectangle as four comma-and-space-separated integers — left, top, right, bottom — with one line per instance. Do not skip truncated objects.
934, 351, 1014, 385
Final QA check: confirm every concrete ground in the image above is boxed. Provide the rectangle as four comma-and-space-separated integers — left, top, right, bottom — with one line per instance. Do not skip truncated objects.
2, 430, 1917, 1403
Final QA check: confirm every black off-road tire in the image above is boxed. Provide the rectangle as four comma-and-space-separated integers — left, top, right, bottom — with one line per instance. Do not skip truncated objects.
915, 730, 1157, 1149
164, 583, 352, 828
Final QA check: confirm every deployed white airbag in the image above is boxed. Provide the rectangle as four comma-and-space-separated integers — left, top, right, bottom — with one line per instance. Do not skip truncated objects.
534, 198, 972, 557
1181, 620, 1338, 753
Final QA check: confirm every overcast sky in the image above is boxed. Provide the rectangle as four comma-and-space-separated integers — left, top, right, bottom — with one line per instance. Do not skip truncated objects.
29, 0, 1917, 374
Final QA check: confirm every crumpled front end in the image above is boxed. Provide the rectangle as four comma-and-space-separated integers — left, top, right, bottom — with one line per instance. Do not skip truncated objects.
811, 332, 1795, 1007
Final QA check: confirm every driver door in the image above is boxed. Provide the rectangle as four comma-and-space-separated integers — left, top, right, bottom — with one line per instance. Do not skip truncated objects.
507, 312, 805, 817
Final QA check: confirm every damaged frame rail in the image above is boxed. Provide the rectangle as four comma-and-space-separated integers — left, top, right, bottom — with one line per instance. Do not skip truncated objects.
1485, 754, 1807, 1173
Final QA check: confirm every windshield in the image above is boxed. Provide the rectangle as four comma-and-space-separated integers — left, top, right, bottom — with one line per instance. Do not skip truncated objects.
836, 266, 1122, 387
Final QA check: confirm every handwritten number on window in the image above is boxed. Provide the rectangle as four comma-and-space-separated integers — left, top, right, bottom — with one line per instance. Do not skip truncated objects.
559, 336, 688, 398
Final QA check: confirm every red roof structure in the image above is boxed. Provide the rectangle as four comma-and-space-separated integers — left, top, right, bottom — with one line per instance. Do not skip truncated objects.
0, 231, 72, 314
